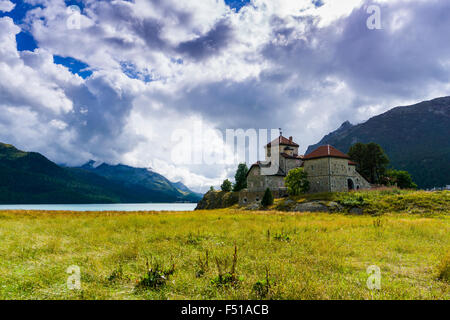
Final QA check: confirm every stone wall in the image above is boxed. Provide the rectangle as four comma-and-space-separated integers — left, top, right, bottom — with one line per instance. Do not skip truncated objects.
247, 165, 285, 192
303, 157, 371, 193
348, 167, 372, 190
239, 188, 288, 205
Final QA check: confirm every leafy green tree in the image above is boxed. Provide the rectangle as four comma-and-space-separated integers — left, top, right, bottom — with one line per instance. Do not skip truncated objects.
348, 142, 389, 184
284, 167, 309, 196
261, 188, 274, 207
209, 186, 215, 192
233, 163, 248, 192
385, 170, 418, 189
221, 179, 232, 192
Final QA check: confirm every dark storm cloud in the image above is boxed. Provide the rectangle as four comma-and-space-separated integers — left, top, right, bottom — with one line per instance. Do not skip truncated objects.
176, 20, 233, 60
90, 0, 232, 60
263, 0, 450, 101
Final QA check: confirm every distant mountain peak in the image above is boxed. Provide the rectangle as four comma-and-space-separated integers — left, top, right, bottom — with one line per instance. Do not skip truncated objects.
82, 160, 104, 169
306, 96, 450, 188
339, 120, 353, 130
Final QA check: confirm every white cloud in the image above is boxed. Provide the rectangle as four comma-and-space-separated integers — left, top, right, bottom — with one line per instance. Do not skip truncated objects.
0, 0, 449, 190
0, 0, 15, 13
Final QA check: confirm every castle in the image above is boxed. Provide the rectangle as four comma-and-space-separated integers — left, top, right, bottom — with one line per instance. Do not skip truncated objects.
239, 135, 371, 205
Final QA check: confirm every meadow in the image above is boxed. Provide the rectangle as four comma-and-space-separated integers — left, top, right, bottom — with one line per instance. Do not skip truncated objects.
0, 205, 448, 300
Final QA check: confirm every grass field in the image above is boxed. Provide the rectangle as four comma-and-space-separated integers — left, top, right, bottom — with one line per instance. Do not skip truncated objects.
0, 207, 449, 300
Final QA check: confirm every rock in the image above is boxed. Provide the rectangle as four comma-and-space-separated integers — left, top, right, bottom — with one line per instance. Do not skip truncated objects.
195, 191, 239, 210
327, 201, 344, 212
349, 207, 364, 215
292, 201, 329, 213
284, 199, 295, 205
246, 203, 262, 210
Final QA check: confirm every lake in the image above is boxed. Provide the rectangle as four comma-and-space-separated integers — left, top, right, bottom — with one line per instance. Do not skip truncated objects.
0, 203, 197, 212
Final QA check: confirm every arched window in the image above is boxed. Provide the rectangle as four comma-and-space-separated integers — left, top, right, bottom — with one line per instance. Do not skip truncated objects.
348, 179, 354, 190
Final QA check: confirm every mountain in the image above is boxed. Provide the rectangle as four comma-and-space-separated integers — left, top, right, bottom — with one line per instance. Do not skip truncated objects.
0, 143, 202, 204
171, 181, 204, 199
78, 161, 202, 203
306, 97, 450, 188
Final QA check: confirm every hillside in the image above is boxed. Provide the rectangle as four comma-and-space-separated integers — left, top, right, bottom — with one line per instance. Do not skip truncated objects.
0, 143, 201, 204
0, 143, 122, 203
306, 97, 450, 188
79, 161, 202, 203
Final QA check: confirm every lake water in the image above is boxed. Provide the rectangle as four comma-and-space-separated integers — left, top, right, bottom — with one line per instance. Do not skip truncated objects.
0, 203, 197, 212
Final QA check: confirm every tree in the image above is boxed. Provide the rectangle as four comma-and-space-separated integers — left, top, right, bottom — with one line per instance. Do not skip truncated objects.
284, 167, 309, 196
209, 186, 215, 192
385, 170, 418, 189
233, 163, 248, 192
221, 179, 232, 192
261, 188, 274, 207
348, 142, 389, 184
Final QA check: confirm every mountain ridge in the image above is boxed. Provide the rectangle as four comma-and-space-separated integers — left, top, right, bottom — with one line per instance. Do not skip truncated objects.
0, 143, 202, 204
306, 96, 450, 188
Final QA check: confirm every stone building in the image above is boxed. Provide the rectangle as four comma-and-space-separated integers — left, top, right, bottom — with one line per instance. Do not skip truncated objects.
240, 135, 371, 205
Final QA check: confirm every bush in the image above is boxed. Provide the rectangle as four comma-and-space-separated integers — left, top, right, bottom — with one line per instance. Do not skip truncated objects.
221, 179, 232, 192
261, 188, 274, 207
136, 260, 175, 290
233, 163, 248, 192
252, 267, 273, 299
284, 167, 309, 196
210, 245, 243, 288
385, 170, 418, 189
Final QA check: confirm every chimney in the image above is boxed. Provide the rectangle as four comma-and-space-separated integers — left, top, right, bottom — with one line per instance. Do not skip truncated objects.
289, 136, 293, 142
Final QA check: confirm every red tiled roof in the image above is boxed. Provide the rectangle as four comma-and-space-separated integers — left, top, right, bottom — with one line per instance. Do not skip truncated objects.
303, 145, 350, 160
348, 161, 358, 166
266, 135, 299, 147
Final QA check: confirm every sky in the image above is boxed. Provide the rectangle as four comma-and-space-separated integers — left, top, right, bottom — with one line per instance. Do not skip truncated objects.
0, 0, 449, 192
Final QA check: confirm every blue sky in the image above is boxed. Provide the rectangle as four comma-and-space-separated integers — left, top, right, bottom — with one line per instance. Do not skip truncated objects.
3, 0, 251, 79
0, 0, 449, 190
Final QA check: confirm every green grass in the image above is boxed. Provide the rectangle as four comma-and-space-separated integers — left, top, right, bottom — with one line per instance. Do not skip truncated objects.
275, 189, 450, 215
0, 208, 448, 300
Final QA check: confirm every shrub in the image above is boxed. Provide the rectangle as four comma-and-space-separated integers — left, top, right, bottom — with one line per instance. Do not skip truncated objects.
252, 267, 273, 299
284, 168, 309, 196
195, 250, 209, 278
233, 163, 248, 192
211, 245, 243, 288
136, 260, 175, 290
273, 231, 290, 242
107, 265, 123, 282
221, 179, 232, 192
261, 188, 274, 207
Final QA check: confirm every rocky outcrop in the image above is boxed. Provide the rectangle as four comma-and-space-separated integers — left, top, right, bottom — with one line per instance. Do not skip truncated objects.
195, 191, 239, 210
292, 201, 329, 212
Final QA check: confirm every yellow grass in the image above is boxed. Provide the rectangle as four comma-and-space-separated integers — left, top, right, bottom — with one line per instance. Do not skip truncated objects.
0, 209, 448, 300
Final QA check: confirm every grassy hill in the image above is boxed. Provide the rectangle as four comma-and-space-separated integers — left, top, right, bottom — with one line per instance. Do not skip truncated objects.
272, 189, 450, 215
306, 97, 450, 189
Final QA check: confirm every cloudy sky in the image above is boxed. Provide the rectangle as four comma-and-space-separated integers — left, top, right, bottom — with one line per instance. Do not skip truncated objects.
0, 0, 449, 191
